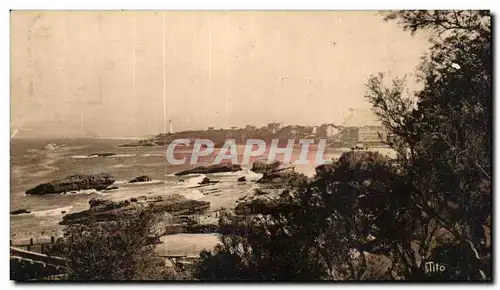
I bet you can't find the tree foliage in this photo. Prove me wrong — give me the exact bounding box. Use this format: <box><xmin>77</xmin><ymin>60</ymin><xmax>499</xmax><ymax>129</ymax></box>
<box><xmin>365</xmin><ymin>10</ymin><xmax>491</xmax><ymax>280</ymax></box>
<box><xmin>51</xmin><ymin>209</ymin><xmax>173</xmax><ymax>281</ymax></box>
<box><xmin>194</xmin><ymin>10</ymin><xmax>491</xmax><ymax>282</ymax></box>
<box><xmin>194</xmin><ymin>151</ymin><xmax>409</xmax><ymax>280</ymax></box>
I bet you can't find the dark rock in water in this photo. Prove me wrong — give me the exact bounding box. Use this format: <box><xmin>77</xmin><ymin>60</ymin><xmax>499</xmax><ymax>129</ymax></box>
<box><xmin>25</xmin><ymin>173</ymin><xmax>115</xmax><ymax>195</ymax></box>
<box><xmin>251</xmin><ymin>158</ymin><xmax>298</xmax><ymax>185</ymax></box>
<box><xmin>60</xmin><ymin>194</ymin><xmax>210</xmax><ymax>226</ymax></box>
<box><xmin>315</xmin><ymin>164</ymin><xmax>334</xmax><ymax>176</ymax></box>
<box><xmin>10</xmin><ymin>209</ymin><xmax>30</xmax><ymax>215</ymax></box>
<box><xmin>128</xmin><ymin>175</ymin><xmax>152</xmax><ymax>183</ymax></box>
<box><xmin>199</xmin><ymin>177</ymin><xmax>219</xmax><ymax>185</ymax></box>
<box><xmin>200</xmin><ymin>177</ymin><xmax>211</xmax><ymax>185</ymax></box>
<box><xmin>251</xmin><ymin>160</ymin><xmax>282</xmax><ymax>174</ymax></box>
<box><xmin>103</xmin><ymin>186</ymin><xmax>119</xmax><ymax>191</ymax></box>
<box><xmin>175</xmin><ymin>164</ymin><xmax>242</xmax><ymax>176</ymax></box>
<box><xmin>88</xmin><ymin>152</ymin><xmax>116</xmax><ymax>157</ymax></box>
<box><xmin>119</xmin><ymin>140</ymin><xmax>156</xmax><ymax>147</ymax></box>
<box><xmin>237</xmin><ymin>176</ymin><xmax>246</xmax><ymax>182</ymax></box>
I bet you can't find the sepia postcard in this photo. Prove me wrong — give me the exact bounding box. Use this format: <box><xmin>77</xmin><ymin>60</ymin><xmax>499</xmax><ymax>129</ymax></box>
<box><xmin>10</xmin><ymin>10</ymin><xmax>492</xmax><ymax>281</ymax></box>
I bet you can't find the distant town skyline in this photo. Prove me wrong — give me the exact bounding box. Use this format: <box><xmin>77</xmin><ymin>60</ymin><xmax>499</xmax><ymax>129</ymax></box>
<box><xmin>11</xmin><ymin>11</ymin><xmax>429</xmax><ymax>138</ymax></box>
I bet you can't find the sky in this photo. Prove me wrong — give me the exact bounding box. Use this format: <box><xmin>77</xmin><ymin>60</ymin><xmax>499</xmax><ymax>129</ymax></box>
<box><xmin>10</xmin><ymin>11</ymin><xmax>430</xmax><ymax>138</ymax></box>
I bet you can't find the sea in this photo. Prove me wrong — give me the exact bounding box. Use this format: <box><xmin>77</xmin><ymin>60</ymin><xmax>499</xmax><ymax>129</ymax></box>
<box><xmin>10</xmin><ymin>138</ymin><xmax>396</xmax><ymax>240</ymax></box>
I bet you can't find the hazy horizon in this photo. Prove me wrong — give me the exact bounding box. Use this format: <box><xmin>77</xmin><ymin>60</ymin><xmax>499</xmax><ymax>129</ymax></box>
<box><xmin>11</xmin><ymin>11</ymin><xmax>430</xmax><ymax>138</ymax></box>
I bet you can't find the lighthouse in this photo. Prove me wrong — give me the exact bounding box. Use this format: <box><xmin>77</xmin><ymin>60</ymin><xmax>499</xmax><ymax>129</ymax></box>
<box><xmin>168</xmin><ymin>120</ymin><xmax>173</xmax><ymax>134</ymax></box>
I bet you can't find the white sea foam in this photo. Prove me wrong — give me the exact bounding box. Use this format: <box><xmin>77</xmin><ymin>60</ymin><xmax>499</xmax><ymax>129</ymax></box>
<box><xmin>109</xmin><ymin>154</ymin><xmax>136</xmax><ymax>158</ymax></box>
<box><xmin>59</xmin><ymin>189</ymin><xmax>101</xmax><ymax>195</ymax></box>
<box><xmin>125</xmin><ymin>179</ymin><xmax>164</xmax><ymax>185</ymax></box>
<box><xmin>142</xmin><ymin>153</ymin><xmax>165</xmax><ymax>157</ymax></box>
<box><xmin>70</xmin><ymin>155</ymin><xmax>97</xmax><ymax>159</ymax></box>
<box><xmin>114</xmin><ymin>180</ymin><xmax>128</xmax><ymax>185</ymax></box>
<box><xmin>238</xmin><ymin>169</ymin><xmax>263</xmax><ymax>181</ymax></box>
<box><xmin>180</xmin><ymin>174</ymin><xmax>208</xmax><ymax>188</ymax></box>
<box><xmin>208</xmin><ymin>171</ymin><xmax>240</xmax><ymax>177</ymax></box>
<box><xmin>32</xmin><ymin>206</ymin><xmax>73</xmax><ymax>217</ymax></box>
<box><xmin>71</xmin><ymin>153</ymin><xmax>136</xmax><ymax>159</ymax></box>
<box><xmin>181</xmin><ymin>189</ymin><xmax>205</xmax><ymax>200</ymax></box>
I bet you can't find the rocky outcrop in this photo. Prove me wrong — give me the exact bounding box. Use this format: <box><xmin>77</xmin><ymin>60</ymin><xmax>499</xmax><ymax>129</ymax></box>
<box><xmin>128</xmin><ymin>175</ymin><xmax>152</xmax><ymax>183</ymax></box>
<box><xmin>251</xmin><ymin>160</ymin><xmax>301</xmax><ymax>184</ymax></box>
<box><xmin>251</xmin><ymin>160</ymin><xmax>282</xmax><ymax>174</ymax></box>
<box><xmin>60</xmin><ymin>194</ymin><xmax>210</xmax><ymax>225</ymax></box>
<box><xmin>254</xmin><ymin>188</ymin><xmax>269</xmax><ymax>196</ymax></box>
<box><xmin>233</xmin><ymin>187</ymin><xmax>282</xmax><ymax>215</ymax></box>
<box><xmin>237</xmin><ymin>176</ymin><xmax>246</xmax><ymax>182</ymax></box>
<box><xmin>88</xmin><ymin>152</ymin><xmax>116</xmax><ymax>157</ymax></box>
<box><xmin>25</xmin><ymin>173</ymin><xmax>115</xmax><ymax>195</ymax></box>
<box><xmin>256</xmin><ymin>165</ymin><xmax>300</xmax><ymax>184</ymax></box>
<box><xmin>235</xmin><ymin>196</ymin><xmax>279</xmax><ymax>215</ymax></box>
<box><xmin>10</xmin><ymin>209</ymin><xmax>30</xmax><ymax>215</ymax></box>
<box><xmin>315</xmin><ymin>164</ymin><xmax>334</xmax><ymax>176</ymax></box>
<box><xmin>199</xmin><ymin>177</ymin><xmax>219</xmax><ymax>185</ymax></box>
<box><xmin>175</xmin><ymin>164</ymin><xmax>242</xmax><ymax>176</ymax></box>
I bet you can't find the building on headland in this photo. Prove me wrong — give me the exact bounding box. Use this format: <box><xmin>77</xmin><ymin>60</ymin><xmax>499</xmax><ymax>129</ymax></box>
<box><xmin>325</xmin><ymin>125</ymin><xmax>339</xmax><ymax>138</ymax></box>
<box><xmin>339</xmin><ymin>127</ymin><xmax>359</xmax><ymax>144</ymax></box>
<box><xmin>358</xmin><ymin>126</ymin><xmax>389</xmax><ymax>144</ymax></box>
<box><xmin>267</xmin><ymin>122</ymin><xmax>283</xmax><ymax>134</ymax></box>
<box><xmin>244</xmin><ymin>125</ymin><xmax>257</xmax><ymax>131</ymax></box>
<box><xmin>330</xmin><ymin>125</ymin><xmax>388</xmax><ymax>146</ymax></box>
<box><xmin>316</xmin><ymin>124</ymin><xmax>339</xmax><ymax>138</ymax></box>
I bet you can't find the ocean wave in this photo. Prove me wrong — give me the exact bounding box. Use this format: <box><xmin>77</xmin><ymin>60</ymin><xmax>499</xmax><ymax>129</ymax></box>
<box><xmin>208</xmin><ymin>171</ymin><xmax>239</xmax><ymax>177</ymax></box>
<box><xmin>238</xmin><ymin>169</ymin><xmax>263</xmax><ymax>181</ymax></box>
<box><xmin>70</xmin><ymin>153</ymin><xmax>136</xmax><ymax>159</ymax></box>
<box><xmin>32</xmin><ymin>206</ymin><xmax>73</xmax><ymax>217</ymax></box>
<box><xmin>111</xmin><ymin>164</ymin><xmax>135</xmax><ymax>169</ymax></box>
<box><xmin>13</xmin><ymin>153</ymin><xmax>60</xmax><ymax>178</ymax></box>
<box><xmin>114</xmin><ymin>180</ymin><xmax>129</xmax><ymax>185</ymax></box>
<box><xmin>176</xmin><ymin>174</ymin><xmax>210</xmax><ymax>188</ymax></box>
<box><xmin>125</xmin><ymin>179</ymin><xmax>164</xmax><ymax>185</ymax></box>
<box><xmin>59</xmin><ymin>189</ymin><xmax>101</xmax><ymax>195</ymax></box>
<box><xmin>108</xmin><ymin>154</ymin><xmax>136</xmax><ymax>158</ymax></box>
<box><xmin>181</xmin><ymin>189</ymin><xmax>204</xmax><ymax>200</ymax></box>
<box><xmin>209</xmin><ymin>169</ymin><xmax>262</xmax><ymax>181</ymax></box>
<box><xmin>142</xmin><ymin>153</ymin><xmax>165</xmax><ymax>157</ymax></box>
<box><xmin>70</xmin><ymin>155</ymin><xmax>97</xmax><ymax>159</ymax></box>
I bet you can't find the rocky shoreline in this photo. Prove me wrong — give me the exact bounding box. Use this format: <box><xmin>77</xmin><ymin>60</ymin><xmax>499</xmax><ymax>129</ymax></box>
<box><xmin>60</xmin><ymin>194</ymin><xmax>211</xmax><ymax>231</ymax></box>
<box><xmin>21</xmin><ymin>159</ymin><xmax>310</xmax><ymax>240</ymax></box>
<box><xmin>52</xmin><ymin>160</ymin><xmax>306</xmax><ymax>237</ymax></box>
